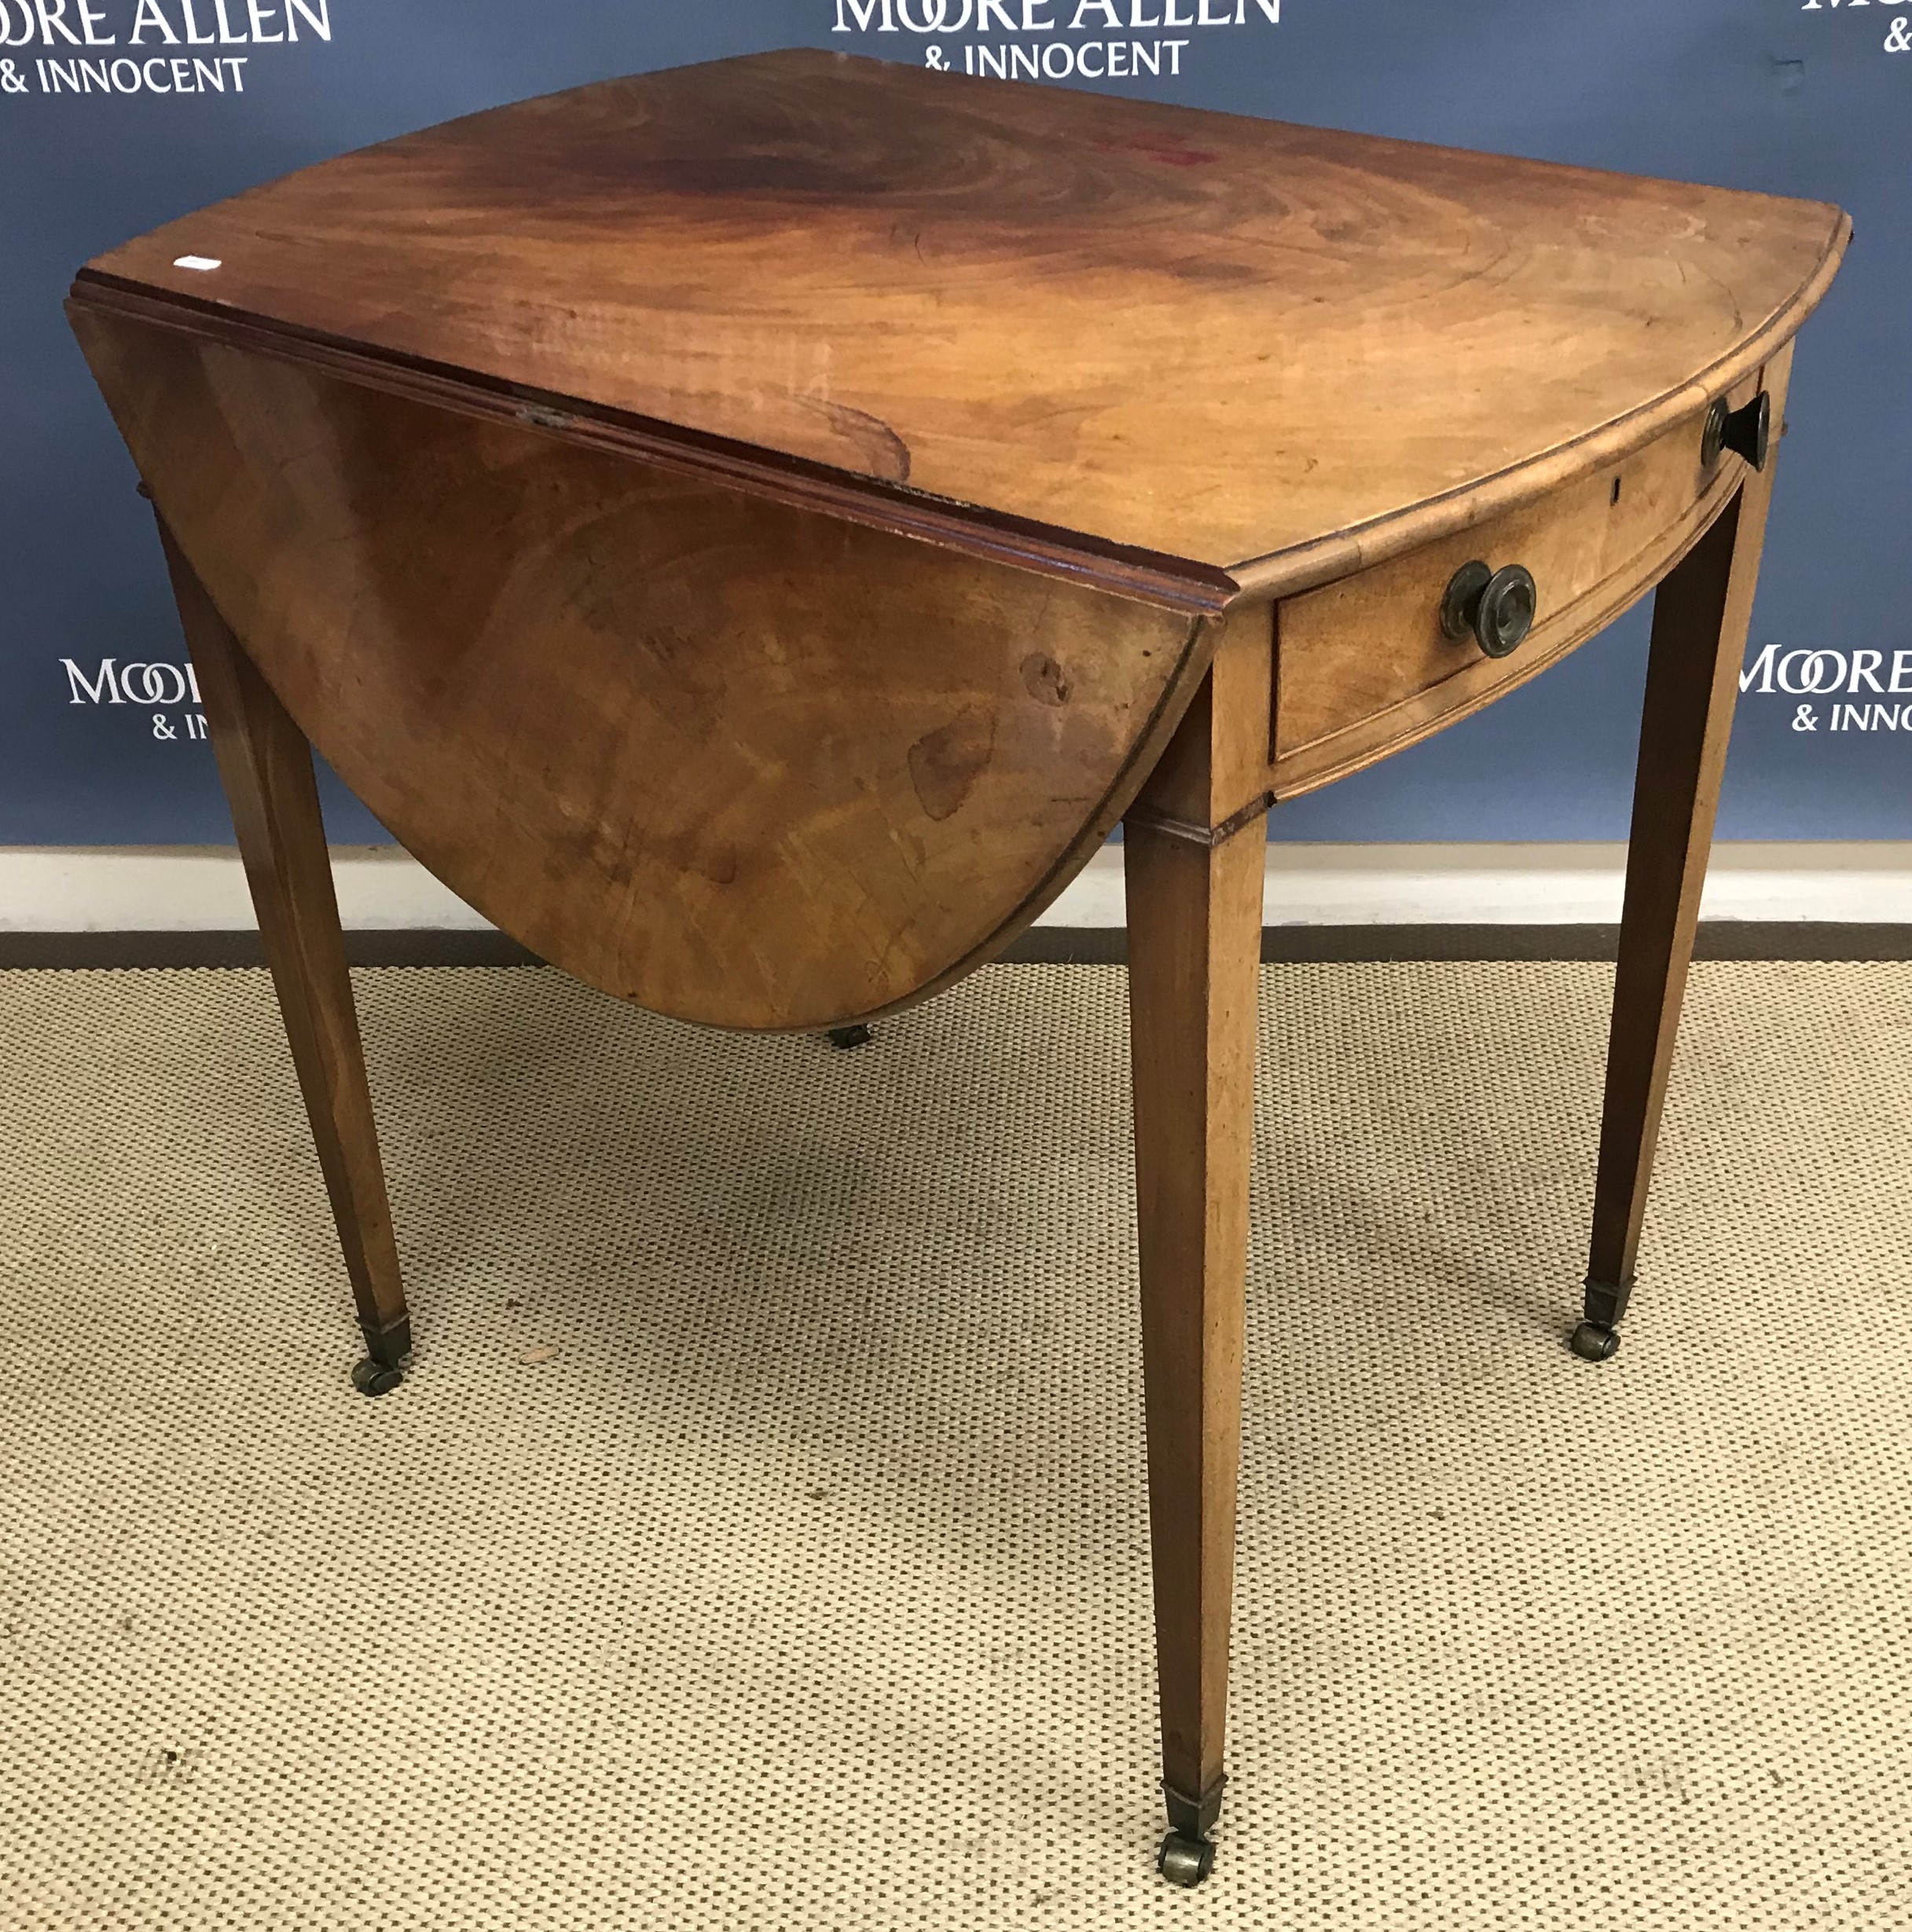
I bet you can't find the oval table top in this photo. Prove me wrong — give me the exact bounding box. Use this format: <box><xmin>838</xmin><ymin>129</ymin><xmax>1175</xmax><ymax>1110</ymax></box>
<box><xmin>68</xmin><ymin>53</ymin><xmax>1848</xmax><ymax>1028</ymax></box>
<box><xmin>73</xmin><ymin>48</ymin><xmax>1847</xmax><ymax>609</ymax></box>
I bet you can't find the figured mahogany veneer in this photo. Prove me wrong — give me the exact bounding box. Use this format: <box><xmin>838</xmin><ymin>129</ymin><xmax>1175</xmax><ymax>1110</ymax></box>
<box><xmin>73</xmin><ymin>51</ymin><xmax>1842</xmax><ymax>599</ymax></box>
<box><xmin>66</xmin><ymin>49</ymin><xmax>1848</xmax><ymax>1889</ymax></box>
<box><xmin>68</xmin><ymin>315</ymin><xmax>1202</xmax><ymax>1029</ymax></box>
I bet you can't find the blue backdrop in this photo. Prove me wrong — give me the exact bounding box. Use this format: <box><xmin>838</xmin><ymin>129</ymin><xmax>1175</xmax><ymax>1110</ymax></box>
<box><xmin>3</xmin><ymin>0</ymin><xmax>1905</xmax><ymax>845</ymax></box>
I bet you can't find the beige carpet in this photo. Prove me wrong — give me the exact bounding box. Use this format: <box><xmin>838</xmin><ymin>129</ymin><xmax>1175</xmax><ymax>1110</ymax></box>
<box><xmin>1</xmin><ymin>960</ymin><xmax>1908</xmax><ymax>1930</ymax></box>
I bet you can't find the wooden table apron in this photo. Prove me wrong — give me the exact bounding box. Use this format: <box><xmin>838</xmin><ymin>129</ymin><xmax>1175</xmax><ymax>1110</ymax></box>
<box><xmin>63</xmin><ymin>50</ymin><xmax>1846</xmax><ymax>1885</ymax></box>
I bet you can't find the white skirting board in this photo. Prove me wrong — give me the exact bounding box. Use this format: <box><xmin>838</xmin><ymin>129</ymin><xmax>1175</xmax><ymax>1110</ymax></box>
<box><xmin>3</xmin><ymin>841</ymin><xmax>1911</xmax><ymax>933</ymax></box>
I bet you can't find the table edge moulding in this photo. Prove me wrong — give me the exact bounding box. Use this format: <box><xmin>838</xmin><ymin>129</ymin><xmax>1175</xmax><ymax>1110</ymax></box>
<box><xmin>63</xmin><ymin>49</ymin><xmax>1848</xmax><ymax>1891</ymax></box>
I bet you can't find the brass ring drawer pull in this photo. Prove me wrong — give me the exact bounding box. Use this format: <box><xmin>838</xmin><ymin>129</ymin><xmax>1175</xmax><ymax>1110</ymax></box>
<box><xmin>1440</xmin><ymin>559</ymin><xmax>1538</xmax><ymax>659</ymax></box>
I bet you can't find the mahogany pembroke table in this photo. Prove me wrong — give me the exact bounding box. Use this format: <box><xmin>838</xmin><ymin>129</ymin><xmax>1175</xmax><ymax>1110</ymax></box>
<box><xmin>67</xmin><ymin>50</ymin><xmax>1848</xmax><ymax>1887</ymax></box>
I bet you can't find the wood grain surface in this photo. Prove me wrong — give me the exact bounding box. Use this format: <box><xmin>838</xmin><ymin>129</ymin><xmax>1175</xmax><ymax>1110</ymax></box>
<box><xmin>75</xmin><ymin>308</ymin><xmax>1203</xmax><ymax>1031</ymax></box>
<box><xmin>1124</xmin><ymin>614</ymin><xmax>1272</xmax><ymax>1842</ymax></box>
<box><xmin>1268</xmin><ymin>376</ymin><xmax>1763</xmax><ymax>797</ymax></box>
<box><xmin>158</xmin><ymin>519</ymin><xmax>411</xmax><ymax>1366</ymax></box>
<box><xmin>1587</xmin><ymin>344</ymin><xmax>1793</xmax><ymax>1322</ymax></box>
<box><xmin>71</xmin><ymin>49</ymin><xmax>1847</xmax><ymax>600</ymax></box>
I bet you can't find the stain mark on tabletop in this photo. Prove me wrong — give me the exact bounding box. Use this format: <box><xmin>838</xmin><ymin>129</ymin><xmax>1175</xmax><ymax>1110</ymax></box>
<box><xmin>908</xmin><ymin>708</ymin><xmax>996</xmax><ymax>821</ymax></box>
<box><xmin>1021</xmin><ymin>653</ymin><xmax>1073</xmax><ymax>706</ymax></box>
<box><xmin>1094</xmin><ymin>131</ymin><xmax>1220</xmax><ymax>168</ymax></box>
<box><xmin>1170</xmin><ymin>258</ymin><xmax>1259</xmax><ymax>284</ymax></box>
<box><xmin>802</xmin><ymin>396</ymin><xmax>912</xmax><ymax>483</ymax></box>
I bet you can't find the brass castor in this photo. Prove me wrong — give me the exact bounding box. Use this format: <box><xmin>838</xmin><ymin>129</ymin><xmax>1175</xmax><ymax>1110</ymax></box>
<box><xmin>1568</xmin><ymin>1320</ymin><xmax>1620</xmax><ymax>1362</ymax></box>
<box><xmin>350</xmin><ymin>1357</ymin><xmax>405</xmax><ymax>1397</ymax></box>
<box><xmin>827</xmin><ymin>1024</ymin><xmax>873</xmax><ymax>1050</ymax></box>
<box><xmin>1157</xmin><ymin>1831</ymin><xmax>1215</xmax><ymax>1888</ymax></box>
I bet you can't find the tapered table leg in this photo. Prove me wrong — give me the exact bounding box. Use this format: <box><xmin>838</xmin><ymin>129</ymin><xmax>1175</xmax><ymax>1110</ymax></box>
<box><xmin>1124</xmin><ymin>645</ymin><xmax>1268</xmax><ymax>1886</ymax></box>
<box><xmin>156</xmin><ymin>517</ymin><xmax>412</xmax><ymax>1394</ymax></box>
<box><xmin>1577</xmin><ymin>420</ymin><xmax>1783</xmax><ymax>1362</ymax></box>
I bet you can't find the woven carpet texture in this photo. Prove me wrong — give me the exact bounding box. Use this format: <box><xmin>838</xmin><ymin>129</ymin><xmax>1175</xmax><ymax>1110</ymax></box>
<box><xmin>1</xmin><ymin>961</ymin><xmax>1907</xmax><ymax>1929</ymax></box>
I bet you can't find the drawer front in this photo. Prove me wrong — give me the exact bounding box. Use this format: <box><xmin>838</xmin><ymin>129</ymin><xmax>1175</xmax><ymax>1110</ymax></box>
<box><xmin>1270</xmin><ymin>391</ymin><xmax>1752</xmax><ymax>796</ymax></box>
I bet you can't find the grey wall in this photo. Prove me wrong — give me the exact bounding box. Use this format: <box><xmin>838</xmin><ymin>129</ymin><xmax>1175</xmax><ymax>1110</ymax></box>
<box><xmin>3</xmin><ymin>0</ymin><xmax>1904</xmax><ymax>846</ymax></box>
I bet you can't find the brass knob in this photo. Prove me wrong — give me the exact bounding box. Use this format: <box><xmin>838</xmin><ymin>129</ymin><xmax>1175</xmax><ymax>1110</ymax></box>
<box><xmin>1702</xmin><ymin>391</ymin><xmax>1771</xmax><ymax>471</ymax></box>
<box><xmin>1440</xmin><ymin>561</ymin><xmax>1537</xmax><ymax>660</ymax></box>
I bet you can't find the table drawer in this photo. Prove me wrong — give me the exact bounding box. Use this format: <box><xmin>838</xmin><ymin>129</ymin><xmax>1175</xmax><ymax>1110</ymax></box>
<box><xmin>1269</xmin><ymin>389</ymin><xmax>1756</xmax><ymax>795</ymax></box>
